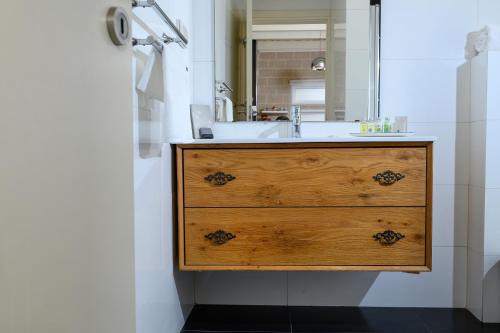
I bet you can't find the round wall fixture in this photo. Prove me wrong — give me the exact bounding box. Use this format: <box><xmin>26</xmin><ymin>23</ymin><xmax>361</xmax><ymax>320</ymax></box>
<box><xmin>106</xmin><ymin>7</ymin><xmax>131</xmax><ymax>46</ymax></box>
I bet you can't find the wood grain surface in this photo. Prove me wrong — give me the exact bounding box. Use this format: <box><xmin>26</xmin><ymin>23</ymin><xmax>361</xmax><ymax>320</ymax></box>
<box><xmin>176</xmin><ymin>142</ymin><xmax>433</xmax><ymax>272</ymax></box>
<box><xmin>183</xmin><ymin>148</ymin><xmax>427</xmax><ymax>207</ymax></box>
<box><xmin>184</xmin><ymin>207</ymin><xmax>426</xmax><ymax>267</ymax></box>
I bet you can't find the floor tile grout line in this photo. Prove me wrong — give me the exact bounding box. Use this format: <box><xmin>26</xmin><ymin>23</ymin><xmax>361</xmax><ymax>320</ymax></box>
<box><xmin>286</xmin><ymin>272</ymin><xmax>289</xmax><ymax>307</ymax></box>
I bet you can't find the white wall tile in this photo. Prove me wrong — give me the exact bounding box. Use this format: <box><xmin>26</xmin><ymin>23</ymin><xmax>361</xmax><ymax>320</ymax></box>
<box><xmin>195</xmin><ymin>272</ymin><xmax>287</xmax><ymax>305</ymax></box>
<box><xmin>135</xmin><ymin>185</ymin><xmax>194</xmax><ymax>333</ymax></box>
<box><xmin>457</xmin><ymin>63</ymin><xmax>471</xmax><ymax>123</ymax></box>
<box><xmin>381</xmin><ymin>59</ymin><xmax>463</xmax><ymax>123</ymax></box>
<box><xmin>345</xmin><ymin>90</ymin><xmax>369</xmax><ymax>122</ymax></box>
<box><xmin>470</xmin><ymin>53</ymin><xmax>488</xmax><ymax>122</ymax></box>
<box><xmin>164</xmin><ymin>46</ymin><xmax>193</xmax><ymax>140</ymax></box>
<box><xmin>193</xmin><ymin>61</ymin><xmax>215</xmax><ymax>109</ymax></box>
<box><xmin>346</xmin><ymin>50</ymin><xmax>370</xmax><ymax>90</ymax></box>
<box><xmin>407</xmin><ymin>122</ymin><xmax>462</xmax><ymax>185</ymax></box>
<box><xmin>485</xmin><ymin>120</ymin><xmax>500</xmax><ymax>189</ymax></box>
<box><xmin>192</xmin><ymin>0</ymin><xmax>214</xmax><ymax>62</ymax></box>
<box><xmin>467</xmin><ymin>51</ymin><xmax>500</xmax><ymax>324</ymax></box>
<box><xmin>134</xmin><ymin>159</ymin><xmax>163</xmax><ymax>269</ymax></box>
<box><xmin>301</xmin><ymin>122</ymin><xmax>359</xmax><ymax>138</ymax></box>
<box><xmin>456</xmin><ymin>123</ymin><xmax>470</xmax><ymax>185</ymax></box>
<box><xmin>346</xmin><ymin>9</ymin><xmax>369</xmax><ymax>50</ymax></box>
<box><xmin>134</xmin><ymin>1</ymin><xmax>195</xmax><ymax>331</ymax></box>
<box><xmin>469</xmin><ymin>121</ymin><xmax>486</xmax><ymax>188</ymax></box>
<box><xmin>213</xmin><ymin>121</ymin><xmax>291</xmax><ymax>138</ymax></box>
<box><xmin>486</xmin><ymin>52</ymin><xmax>500</xmax><ymax>120</ymax></box>
<box><xmin>433</xmin><ymin>185</ymin><xmax>468</xmax><ymax>247</ymax></box>
<box><xmin>381</xmin><ymin>0</ymin><xmax>477</xmax><ymax>60</ymax></box>
<box><xmin>478</xmin><ymin>0</ymin><xmax>500</xmax><ymax>26</ymax></box>
<box><xmin>161</xmin><ymin>143</ymin><xmax>173</xmax><ymax>198</ymax></box>
<box><xmin>483</xmin><ymin>255</ymin><xmax>500</xmax><ymax>323</ymax></box>
<box><xmin>346</xmin><ymin>0</ymin><xmax>370</xmax><ymax>10</ymax></box>
<box><xmin>468</xmin><ymin>185</ymin><xmax>485</xmax><ymax>255</ymax></box>
<box><xmin>288</xmin><ymin>247</ymin><xmax>467</xmax><ymax>307</ymax></box>
<box><xmin>484</xmin><ymin>188</ymin><xmax>500</xmax><ymax>256</ymax></box>
<box><xmin>211</xmin><ymin>122</ymin><xmax>365</xmax><ymax>139</ymax></box>
<box><xmin>288</xmin><ymin>271</ymin><xmax>382</xmax><ymax>307</ymax></box>
<box><xmin>467</xmin><ymin>248</ymin><xmax>485</xmax><ymax>320</ymax></box>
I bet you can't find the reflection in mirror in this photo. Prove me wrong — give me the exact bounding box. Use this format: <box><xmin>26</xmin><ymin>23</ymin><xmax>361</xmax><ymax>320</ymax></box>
<box><xmin>214</xmin><ymin>0</ymin><xmax>380</xmax><ymax>123</ymax></box>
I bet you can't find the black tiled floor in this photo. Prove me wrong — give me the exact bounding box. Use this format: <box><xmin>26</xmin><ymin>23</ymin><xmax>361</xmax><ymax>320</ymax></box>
<box><xmin>182</xmin><ymin>304</ymin><xmax>290</xmax><ymax>332</ymax></box>
<box><xmin>415</xmin><ymin>308</ymin><xmax>489</xmax><ymax>333</ymax></box>
<box><xmin>181</xmin><ymin>305</ymin><xmax>500</xmax><ymax>333</ymax></box>
<box><xmin>290</xmin><ymin>306</ymin><xmax>430</xmax><ymax>332</ymax></box>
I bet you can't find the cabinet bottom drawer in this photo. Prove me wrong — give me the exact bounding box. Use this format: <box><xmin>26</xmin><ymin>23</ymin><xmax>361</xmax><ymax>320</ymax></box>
<box><xmin>183</xmin><ymin>207</ymin><xmax>427</xmax><ymax>270</ymax></box>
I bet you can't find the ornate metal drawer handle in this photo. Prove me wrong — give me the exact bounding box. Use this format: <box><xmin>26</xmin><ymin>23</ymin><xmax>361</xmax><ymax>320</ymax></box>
<box><xmin>205</xmin><ymin>230</ymin><xmax>236</xmax><ymax>245</ymax></box>
<box><xmin>205</xmin><ymin>172</ymin><xmax>236</xmax><ymax>186</ymax></box>
<box><xmin>373</xmin><ymin>170</ymin><xmax>405</xmax><ymax>185</ymax></box>
<box><xmin>373</xmin><ymin>230</ymin><xmax>405</xmax><ymax>245</ymax></box>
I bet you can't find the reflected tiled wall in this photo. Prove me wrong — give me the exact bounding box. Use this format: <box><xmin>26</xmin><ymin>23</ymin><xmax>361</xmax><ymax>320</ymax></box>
<box><xmin>256</xmin><ymin>50</ymin><xmax>326</xmax><ymax>110</ymax></box>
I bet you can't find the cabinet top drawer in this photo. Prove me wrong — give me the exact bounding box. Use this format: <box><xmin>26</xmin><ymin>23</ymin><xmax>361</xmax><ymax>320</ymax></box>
<box><xmin>181</xmin><ymin>147</ymin><xmax>429</xmax><ymax>208</ymax></box>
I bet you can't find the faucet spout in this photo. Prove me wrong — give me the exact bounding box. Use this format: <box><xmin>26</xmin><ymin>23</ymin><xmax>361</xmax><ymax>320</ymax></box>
<box><xmin>291</xmin><ymin>105</ymin><xmax>301</xmax><ymax>138</ymax></box>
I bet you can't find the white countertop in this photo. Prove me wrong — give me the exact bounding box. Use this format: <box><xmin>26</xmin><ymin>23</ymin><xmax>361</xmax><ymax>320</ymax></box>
<box><xmin>170</xmin><ymin>136</ymin><xmax>437</xmax><ymax>144</ymax></box>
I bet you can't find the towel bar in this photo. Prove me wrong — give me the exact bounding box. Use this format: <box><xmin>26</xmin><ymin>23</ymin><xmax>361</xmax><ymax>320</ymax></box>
<box><xmin>216</xmin><ymin>81</ymin><xmax>234</xmax><ymax>94</ymax></box>
<box><xmin>132</xmin><ymin>0</ymin><xmax>188</xmax><ymax>48</ymax></box>
<box><xmin>133</xmin><ymin>32</ymin><xmax>187</xmax><ymax>53</ymax></box>
<box><xmin>132</xmin><ymin>36</ymin><xmax>164</xmax><ymax>53</ymax></box>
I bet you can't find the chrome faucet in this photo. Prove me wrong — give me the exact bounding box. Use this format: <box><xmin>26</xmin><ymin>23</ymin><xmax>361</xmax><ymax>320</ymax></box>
<box><xmin>291</xmin><ymin>105</ymin><xmax>301</xmax><ymax>138</ymax></box>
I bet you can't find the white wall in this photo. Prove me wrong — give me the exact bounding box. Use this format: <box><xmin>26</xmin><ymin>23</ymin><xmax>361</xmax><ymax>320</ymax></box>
<box><xmin>345</xmin><ymin>0</ymin><xmax>370</xmax><ymax>121</ymax></box>
<box><xmin>193</xmin><ymin>0</ymin><xmax>217</xmax><ymax>113</ymax></box>
<box><xmin>460</xmin><ymin>51</ymin><xmax>500</xmax><ymax>323</ymax></box>
<box><xmin>457</xmin><ymin>0</ymin><xmax>500</xmax><ymax>323</ymax></box>
<box><xmin>132</xmin><ymin>1</ymin><xmax>195</xmax><ymax>332</ymax></box>
<box><xmin>0</xmin><ymin>1</ymin><xmax>136</xmax><ymax>332</ymax></box>
<box><xmin>188</xmin><ymin>0</ymin><xmax>493</xmax><ymax>309</ymax></box>
<box><xmin>214</xmin><ymin>0</ymin><xmax>237</xmax><ymax>89</ymax></box>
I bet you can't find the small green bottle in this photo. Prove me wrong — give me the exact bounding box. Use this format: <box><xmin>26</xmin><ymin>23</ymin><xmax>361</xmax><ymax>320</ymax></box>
<box><xmin>383</xmin><ymin>117</ymin><xmax>392</xmax><ymax>133</ymax></box>
<box><xmin>360</xmin><ymin>121</ymin><xmax>369</xmax><ymax>134</ymax></box>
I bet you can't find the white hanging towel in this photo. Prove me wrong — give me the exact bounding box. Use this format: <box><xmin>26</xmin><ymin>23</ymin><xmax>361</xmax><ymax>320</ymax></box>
<box><xmin>465</xmin><ymin>31</ymin><xmax>480</xmax><ymax>60</ymax></box>
<box><xmin>475</xmin><ymin>25</ymin><xmax>500</xmax><ymax>53</ymax></box>
<box><xmin>137</xmin><ymin>48</ymin><xmax>165</xmax><ymax>102</ymax></box>
<box><xmin>223</xmin><ymin>97</ymin><xmax>234</xmax><ymax>122</ymax></box>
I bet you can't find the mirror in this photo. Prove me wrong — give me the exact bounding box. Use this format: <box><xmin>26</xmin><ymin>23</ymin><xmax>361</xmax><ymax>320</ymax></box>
<box><xmin>214</xmin><ymin>0</ymin><xmax>380</xmax><ymax>122</ymax></box>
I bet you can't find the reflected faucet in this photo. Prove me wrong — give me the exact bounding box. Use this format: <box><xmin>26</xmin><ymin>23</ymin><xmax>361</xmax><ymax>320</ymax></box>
<box><xmin>291</xmin><ymin>105</ymin><xmax>301</xmax><ymax>138</ymax></box>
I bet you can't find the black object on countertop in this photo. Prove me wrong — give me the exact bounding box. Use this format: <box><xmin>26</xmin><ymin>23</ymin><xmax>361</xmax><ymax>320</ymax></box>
<box><xmin>199</xmin><ymin>128</ymin><xmax>214</xmax><ymax>139</ymax></box>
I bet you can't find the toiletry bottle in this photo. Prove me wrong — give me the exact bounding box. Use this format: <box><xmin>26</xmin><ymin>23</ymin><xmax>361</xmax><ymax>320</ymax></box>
<box><xmin>367</xmin><ymin>121</ymin><xmax>376</xmax><ymax>133</ymax></box>
<box><xmin>383</xmin><ymin>117</ymin><xmax>392</xmax><ymax>133</ymax></box>
<box><xmin>360</xmin><ymin>121</ymin><xmax>368</xmax><ymax>134</ymax></box>
<box><xmin>394</xmin><ymin>116</ymin><xmax>408</xmax><ymax>133</ymax></box>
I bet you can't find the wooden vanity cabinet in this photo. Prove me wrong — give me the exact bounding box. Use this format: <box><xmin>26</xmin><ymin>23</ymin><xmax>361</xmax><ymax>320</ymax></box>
<box><xmin>175</xmin><ymin>142</ymin><xmax>433</xmax><ymax>272</ymax></box>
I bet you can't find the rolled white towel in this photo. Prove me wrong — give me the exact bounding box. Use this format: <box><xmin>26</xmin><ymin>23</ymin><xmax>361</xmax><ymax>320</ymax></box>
<box><xmin>215</xmin><ymin>98</ymin><xmax>225</xmax><ymax>122</ymax></box>
<box><xmin>465</xmin><ymin>31</ymin><xmax>480</xmax><ymax>60</ymax></box>
<box><xmin>474</xmin><ymin>25</ymin><xmax>500</xmax><ymax>53</ymax></box>
<box><xmin>223</xmin><ymin>97</ymin><xmax>234</xmax><ymax>122</ymax></box>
